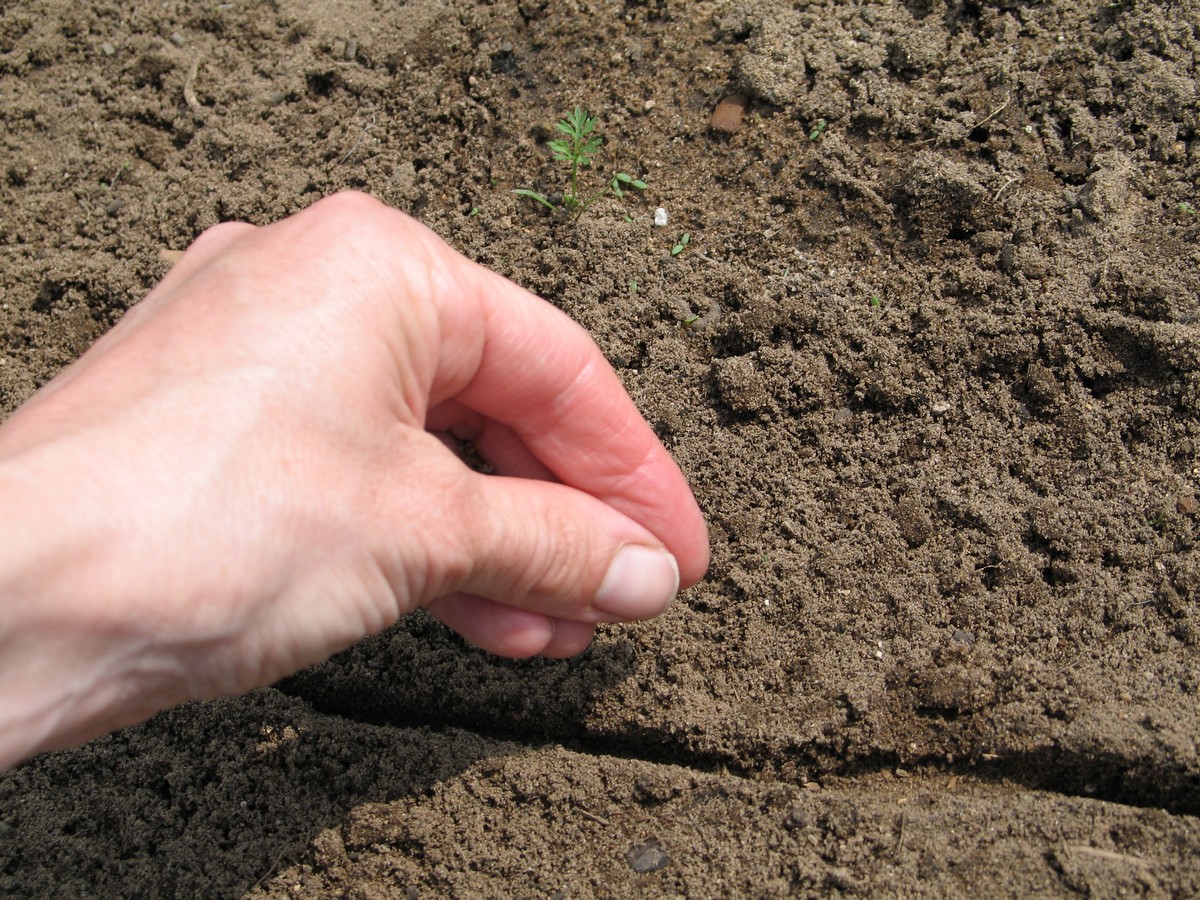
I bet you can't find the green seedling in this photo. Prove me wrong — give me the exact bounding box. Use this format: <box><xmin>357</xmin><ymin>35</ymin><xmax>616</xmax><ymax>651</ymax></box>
<box><xmin>1177</xmin><ymin>200</ymin><xmax>1197</xmax><ymax>215</ymax></box>
<box><xmin>671</xmin><ymin>232</ymin><xmax>691</xmax><ymax>256</ymax></box>
<box><xmin>514</xmin><ymin>108</ymin><xmax>646</xmax><ymax>219</ymax></box>
<box><xmin>809</xmin><ymin>118</ymin><xmax>827</xmax><ymax>141</ymax></box>
<box><xmin>869</xmin><ymin>294</ymin><xmax>882</xmax><ymax>308</ymax></box>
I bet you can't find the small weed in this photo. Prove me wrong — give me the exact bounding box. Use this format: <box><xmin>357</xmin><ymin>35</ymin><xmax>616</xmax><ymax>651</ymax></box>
<box><xmin>869</xmin><ymin>294</ymin><xmax>882</xmax><ymax>308</ymax></box>
<box><xmin>809</xmin><ymin>119</ymin><xmax>827</xmax><ymax>141</ymax></box>
<box><xmin>514</xmin><ymin>108</ymin><xmax>646</xmax><ymax>219</ymax></box>
<box><xmin>1177</xmin><ymin>200</ymin><xmax>1196</xmax><ymax>215</ymax></box>
<box><xmin>629</xmin><ymin>279</ymin><xmax>639</xmax><ymax>293</ymax></box>
<box><xmin>468</xmin><ymin>206</ymin><xmax>480</xmax><ymax>217</ymax></box>
<box><xmin>670</xmin><ymin>232</ymin><xmax>691</xmax><ymax>256</ymax></box>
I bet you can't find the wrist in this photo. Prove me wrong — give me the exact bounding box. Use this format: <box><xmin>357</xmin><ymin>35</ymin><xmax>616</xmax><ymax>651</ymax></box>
<box><xmin>0</xmin><ymin>450</ymin><xmax>159</xmax><ymax>768</ymax></box>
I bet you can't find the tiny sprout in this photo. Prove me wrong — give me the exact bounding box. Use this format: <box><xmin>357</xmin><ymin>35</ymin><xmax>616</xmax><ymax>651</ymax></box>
<box><xmin>809</xmin><ymin>119</ymin><xmax>827</xmax><ymax>141</ymax></box>
<box><xmin>671</xmin><ymin>232</ymin><xmax>691</xmax><ymax>256</ymax></box>
<box><xmin>1177</xmin><ymin>200</ymin><xmax>1197</xmax><ymax>215</ymax></box>
<box><xmin>468</xmin><ymin>206</ymin><xmax>480</xmax><ymax>218</ymax></box>
<box><xmin>514</xmin><ymin>108</ymin><xmax>647</xmax><ymax>220</ymax></box>
<box><xmin>611</xmin><ymin>171</ymin><xmax>648</xmax><ymax>198</ymax></box>
<box><xmin>869</xmin><ymin>294</ymin><xmax>882</xmax><ymax>308</ymax></box>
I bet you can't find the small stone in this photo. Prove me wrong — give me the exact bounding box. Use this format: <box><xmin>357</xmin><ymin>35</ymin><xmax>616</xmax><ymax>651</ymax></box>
<box><xmin>785</xmin><ymin>805</ymin><xmax>809</xmax><ymax>828</ymax></box>
<box><xmin>654</xmin><ymin>207</ymin><xmax>668</xmax><ymax>227</ymax></box>
<box><xmin>833</xmin><ymin>407</ymin><xmax>853</xmax><ymax>423</ymax></box>
<box><xmin>710</xmin><ymin>93</ymin><xmax>747</xmax><ymax>133</ymax></box>
<box><xmin>803</xmin><ymin>781</ymin><xmax>822</xmax><ymax>793</ymax></box>
<box><xmin>170</xmin><ymin>32</ymin><xmax>186</xmax><ymax>47</ymax></box>
<box><xmin>643</xmin><ymin>99</ymin><xmax>655</xmax><ymax>112</ymax></box>
<box><xmin>951</xmin><ymin>628</ymin><xmax>976</xmax><ymax>645</ymax></box>
<box><xmin>1177</xmin><ymin>496</ymin><xmax>1199</xmax><ymax>515</ymax></box>
<box><xmin>626</xmin><ymin>839</ymin><xmax>669</xmax><ymax>873</ymax></box>
<box><xmin>99</xmin><ymin>41</ymin><xmax>116</xmax><ymax>56</ymax></box>
<box><xmin>104</xmin><ymin>198</ymin><xmax>123</xmax><ymax>216</ymax></box>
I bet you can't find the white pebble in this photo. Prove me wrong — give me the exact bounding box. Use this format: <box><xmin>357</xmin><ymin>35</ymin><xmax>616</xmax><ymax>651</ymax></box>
<box><xmin>654</xmin><ymin>207</ymin><xmax>669</xmax><ymax>227</ymax></box>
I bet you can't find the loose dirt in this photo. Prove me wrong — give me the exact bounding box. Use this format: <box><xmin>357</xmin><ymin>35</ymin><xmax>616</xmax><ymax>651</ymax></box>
<box><xmin>2</xmin><ymin>0</ymin><xmax>1198</xmax><ymax>896</ymax></box>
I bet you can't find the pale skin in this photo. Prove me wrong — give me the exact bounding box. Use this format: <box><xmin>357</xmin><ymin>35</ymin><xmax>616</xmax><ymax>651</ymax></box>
<box><xmin>0</xmin><ymin>192</ymin><xmax>709</xmax><ymax>770</ymax></box>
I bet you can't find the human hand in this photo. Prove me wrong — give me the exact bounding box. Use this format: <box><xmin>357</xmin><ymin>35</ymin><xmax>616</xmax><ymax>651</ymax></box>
<box><xmin>0</xmin><ymin>192</ymin><xmax>708</xmax><ymax>766</ymax></box>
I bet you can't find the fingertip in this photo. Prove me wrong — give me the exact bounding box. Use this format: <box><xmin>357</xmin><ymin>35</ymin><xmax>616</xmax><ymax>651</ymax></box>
<box><xmin>539</xmin><ymin>619</ymin><xmax>596</xmax><ymax>659</ymax></box>
<box><xmin>426</xmin><ymin>593</ymin><xmax>558</xmax><ymax>659</ymax></box>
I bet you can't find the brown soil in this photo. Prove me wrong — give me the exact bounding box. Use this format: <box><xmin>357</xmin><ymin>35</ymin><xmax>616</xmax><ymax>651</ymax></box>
<box><xmin>2</xmin><ymin>0</ymin><xmax>1199</xmax><ymax>895</ymax></box>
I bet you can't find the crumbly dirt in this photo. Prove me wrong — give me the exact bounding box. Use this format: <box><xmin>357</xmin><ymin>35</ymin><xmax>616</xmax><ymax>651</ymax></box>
<box><xmin>2</xmin><ymin>0</ymin><xmax>1199</xmax><ymax>896</ymax></box>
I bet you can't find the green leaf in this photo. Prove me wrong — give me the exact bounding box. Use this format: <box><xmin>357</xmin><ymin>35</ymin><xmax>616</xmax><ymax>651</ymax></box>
<box><xmin>631</xmin><ymin>179</ymin><xmax>647</xmax><ymax>190</ymax></box>
<box><xmin>513</xmin><ymin>189</ymin><xmax>556</xmax><ymax>210</ymax></box>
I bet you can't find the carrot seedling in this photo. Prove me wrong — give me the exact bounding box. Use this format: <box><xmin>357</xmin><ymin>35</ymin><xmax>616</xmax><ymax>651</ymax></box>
<box><xmin>514</xmin><ymin>108</ymin><xmax>647</xmax><ymax>219</ymax></box>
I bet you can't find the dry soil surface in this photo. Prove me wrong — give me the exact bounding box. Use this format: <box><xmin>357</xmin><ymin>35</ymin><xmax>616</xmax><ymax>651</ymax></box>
<box><xmin>2</xmin><ymin>0</ymin><xmax>1199</xmax><ymax>896</ymax></box>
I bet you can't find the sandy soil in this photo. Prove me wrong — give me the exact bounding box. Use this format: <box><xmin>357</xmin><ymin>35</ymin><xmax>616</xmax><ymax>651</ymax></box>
<box><xmin>2</xmin><ymin>0</ymin><xmax>1199</xmax><ymax>895</ymax></box>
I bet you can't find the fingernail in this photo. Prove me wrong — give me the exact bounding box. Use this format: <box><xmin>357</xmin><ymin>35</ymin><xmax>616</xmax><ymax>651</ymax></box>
<box><xmin>593</xmin><ymin>545</ymin><xmax>680</xmax><ymax>621</ymax></box>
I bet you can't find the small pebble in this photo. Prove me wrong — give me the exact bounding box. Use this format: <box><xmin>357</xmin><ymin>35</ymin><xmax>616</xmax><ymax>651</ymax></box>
<box><xmin>833</xmin><ymin>407</ymin><xmax>853</xmax><ymax>423</ymax></box>
<box><xmin>654</xmin><ymin>207</ymin><xmax>668</xmax><ymax>227</ymax></box>
<box><xmin>786</xmin><ymin>806</ymin><xmax>809</xmax><ymax>828</ymax></box>
<box><xmin>170</xmin><ymin>32</ymin><xmax>185</xmax><ymax>47</ymax></box>
<box><xmin>99</xmin><ymin>41</ymin><xmax>116</xmax><ymax>56</ymax></box>
<box><xmin>626</xmin><ymin>839</ymin><xmax>669</xmax><ymax>873</ymax></box>
<box><xmin>710</xmin><ymin>93</ymin><xmax>748</xmax><ymax>133</ymax></box>
<box><xmin>1177</xmin><ymin>496</ymin><xmax>1199</xmax><ymax>515</ymax></box>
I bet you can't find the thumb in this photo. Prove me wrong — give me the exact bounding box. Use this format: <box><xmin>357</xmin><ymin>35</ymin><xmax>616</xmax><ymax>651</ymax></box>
<box><xmin>419</xmin><ymin>469</ymin><xmax>681</xmax><ymax>628</ymax></box>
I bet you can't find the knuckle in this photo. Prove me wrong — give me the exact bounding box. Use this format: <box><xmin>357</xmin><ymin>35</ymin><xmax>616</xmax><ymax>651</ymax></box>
<box><xmin>313</xmin><ymin>190</ymin><xmax>386</xmax><ymax>220</ymax></box>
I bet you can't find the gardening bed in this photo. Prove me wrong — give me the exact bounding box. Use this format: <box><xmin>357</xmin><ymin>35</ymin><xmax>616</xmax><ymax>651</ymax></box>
<box><xmin>2</xmin><ymin>0</ymin><xmax>1199</xmax><ymax>895</ymax></box>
